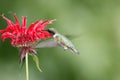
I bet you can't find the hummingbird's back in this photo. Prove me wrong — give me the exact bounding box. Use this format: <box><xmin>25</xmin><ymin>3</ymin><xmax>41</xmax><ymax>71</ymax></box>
<box><xmin>55</xmin><ymin>33</ymin><xmax>79</xmax><ymax>54</ymax></box>
<box><xmin>54</xmin><ymin>33</ymin><xmax>75</xmax><ymax>49</ymax></box>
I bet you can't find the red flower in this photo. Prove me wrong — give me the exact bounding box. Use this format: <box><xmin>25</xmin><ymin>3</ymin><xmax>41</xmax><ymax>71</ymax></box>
<box><xmin>0</xmin><ymin>14</ymin><xmax>54</xmax><ymax>62</ymax></box>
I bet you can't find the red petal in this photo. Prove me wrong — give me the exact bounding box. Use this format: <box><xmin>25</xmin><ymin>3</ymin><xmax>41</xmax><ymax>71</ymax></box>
<box><xmin>34</xmin><ymin>20</ymin><xmax>54</xmax><ymax>31</ymax></box>
<box><xmin>2</xmin><ymin>15</ymin><xmax>14</xmax><ymax>27</ymax></box>
<box><xmin>40</xmin><ymin>20</ymin><xmax>55</xmax><ymax>30</ymax></box>
<box><xmin>13</xmin><ymin>14</ymin><xmax>22</xmax><ymax>33</ymax></box>
<box><xmin>21</xmin><ymin>16</ymin><xmax>27</xmax><ymax>33</ymax></box>
<box><xmin>41</xmin><ymin>31</ymin><xmax>52</xmax><ymax>37</ymax></box>
<box><xmin>1</xmin><ymin>32</ymin><xmax>15</xmax><ymax>41</ymax></box>
<box><xmin>29</xmin><ymin>20</ymin><xmax>44</xmax><ymax>31</ymax></box>
<box><xmin>0</xmin><ymin>30</ymin><xmax>5</xmax><ymax>34</ymax></box>
<box><xmin>27</xmin><ymin>21</ymin><xmax>39</xmax><ymax>33</ymax></box>
<box><xmin>14</xmin><ymin>13</ymin><xmax>20</xmax><ymax>25</ymax></box>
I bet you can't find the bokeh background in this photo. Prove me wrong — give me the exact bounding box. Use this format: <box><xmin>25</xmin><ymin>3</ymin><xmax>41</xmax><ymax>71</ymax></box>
<box><xmin>0</xmin><ymin>0</ymin><xmax>120</xmax><ymax>80</ymax></box>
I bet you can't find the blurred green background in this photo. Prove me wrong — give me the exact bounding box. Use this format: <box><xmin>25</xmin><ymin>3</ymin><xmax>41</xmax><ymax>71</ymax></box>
<box><xmin>0</xmin><ymin>0</ymin><xmax>120</xmax><ymax>80</ymax></box>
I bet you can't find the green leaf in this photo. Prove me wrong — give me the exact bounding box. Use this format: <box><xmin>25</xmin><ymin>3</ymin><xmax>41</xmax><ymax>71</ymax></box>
<box><xmin>29</xmin><ymin>54</ymin><xmax>42</xmax><ymax>72</ymax></box>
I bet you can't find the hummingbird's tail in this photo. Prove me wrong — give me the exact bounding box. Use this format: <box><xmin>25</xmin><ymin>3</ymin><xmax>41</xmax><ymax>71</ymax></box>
<box><xmin>70</xmin><ymin>47</ymin><xmax>80</xmax><ymax>54</ymax></box>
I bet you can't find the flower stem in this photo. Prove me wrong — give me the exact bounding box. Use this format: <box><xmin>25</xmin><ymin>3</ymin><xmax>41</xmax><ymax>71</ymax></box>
<box><xmin>25</xmin><ymin>53</ymin><xmax>29</xmax><ymax>80</ymax></box>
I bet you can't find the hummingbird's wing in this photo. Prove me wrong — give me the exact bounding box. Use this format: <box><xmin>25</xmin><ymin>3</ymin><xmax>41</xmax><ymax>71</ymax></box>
<box><xmin>35</xmin><ymin>40</ymin><xmax>58</xmax><ymax>48</ymax></box>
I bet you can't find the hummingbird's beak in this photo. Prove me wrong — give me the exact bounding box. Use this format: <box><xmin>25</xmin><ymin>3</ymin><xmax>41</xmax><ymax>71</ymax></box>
<box><xmin>46</xmin><ymin>29</ymin><xmax>55</xmax><ymax>35</ymax></box>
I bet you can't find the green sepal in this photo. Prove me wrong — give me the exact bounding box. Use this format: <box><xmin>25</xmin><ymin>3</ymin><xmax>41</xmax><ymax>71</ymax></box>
<box><xmin>29</xmin><ymin>54</ymin><xmax>42</xmax><ymax>72</ymax></box>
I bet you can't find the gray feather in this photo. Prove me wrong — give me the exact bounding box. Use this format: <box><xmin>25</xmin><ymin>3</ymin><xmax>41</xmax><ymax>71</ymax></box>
<box><xmin>35</xmin><ymin>40</ymin><xmax>58</xmax><ymax>48</ymax></box>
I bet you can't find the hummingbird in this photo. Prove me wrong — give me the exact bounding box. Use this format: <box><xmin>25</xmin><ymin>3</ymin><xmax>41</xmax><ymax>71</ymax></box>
<box><xmin>35</xmin><ymin>28</ymin><xmax>79</xmax><ymax>54</ymax></box>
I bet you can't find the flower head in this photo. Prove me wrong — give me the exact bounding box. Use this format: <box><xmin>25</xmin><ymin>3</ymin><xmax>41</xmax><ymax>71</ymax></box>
<box><xmin>0</xmin><ymin>14</ymin><xmax>54</xmax><ymax>62</ymax></box>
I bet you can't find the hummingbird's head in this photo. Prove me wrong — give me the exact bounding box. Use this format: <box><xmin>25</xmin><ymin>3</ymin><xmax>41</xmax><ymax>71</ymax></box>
<box><xmin>46</xmin><ymin>28</ymin><xmax>58</xmax><ymax>35</ymax></box>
